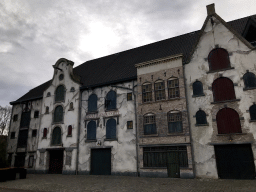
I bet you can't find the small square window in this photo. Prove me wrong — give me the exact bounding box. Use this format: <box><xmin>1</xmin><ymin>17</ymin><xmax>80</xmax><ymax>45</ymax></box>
<box><xmin>13</xmin><ymin>115</ymin><xmax>18</xmax><ymax>122</ymax></box>
<box><xmin>34</xmin><ymin>111</ymin><xmax>39</xmax><ymax>118</ymax></box>
<box><xmin>127</xmin><ymin>93</ymin><xmax>132</xmax><ymax>101</ymax></box>
<box><xmin>32</xmin><ymin>130</ymin><xmax>37</xmax><ymax>137</ymax></box>
<box><xmin>10</xmin><ymin>132</ymin><xmax>15</xmax><ymax>139</ymax></box>
<box><xmin>127</xmin><ymin>121</ymin><xmax>133</xmax><ymax>129</ymax></box>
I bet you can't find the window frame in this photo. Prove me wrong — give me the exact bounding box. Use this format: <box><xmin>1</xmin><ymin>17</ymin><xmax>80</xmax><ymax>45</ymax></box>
<box><xmin>53</xmin><ymin>105</ymin><xmax>64</xmax><ymax>124</ymax></box>
<box><xmin>168</xmin><ymin>78</ymin><xmax>180</xmax><ymax>99</ymax></box>
<box><xmin>105</xmin><ymin>90</ymin><xmax>117</xmax><ymax>111</ymax></box>
<box><xmin>192</xmin><ymin>80</ymin><xmax>204</xmax><ymax>97</ymax></box>
<box><xmin>87</xmin><ymin>120</ymin><xmax>97</xmax><ymax>140</ymax></box>
<box><xmin>143</xmin><ymin>114</ymin><xmax>157</xmax><ymax>135</ymax></box>
<box><xmin>88</xmin><ymin>94</ymin><xmax>98</xmax><ymax>112</ymax></box>
<box><xmin>195</xmin><ymin>110</ymin><xmax>208</xmax><ymax>126</ymax></box>
<box><xmin>168</xmin><ymin>111</ymin><xmax>183</xmax><ymax>133</ymax></box>
<box><xmin>208</xmin><ymin>48</ymin><xmax>231</xmax><ymax>72</ymax></box>
<box><xmin>243</xmin><ymin>71</ymin><xmax>256</xmax><ymax>90</ymax></box>
<box><xmin>106</xmin><ymin>118</ymin><xmax>117</xmax><ymax>140</ymax></box>
<box><xmin>142</xmin><ymin>83</ymin><xmax>153</xmax><ymax>103</ymax></box>
<box><xmin>55</xmin><ymin>85</ymin><xmax>66</xmax><ymax>103</ymax></box>
<box><xmin>51</xmin><ymin>127</ymin><xmax>62</xmax><ymax>146</ymax></box>
<box><xmin>154</xmin><ymin>80</ymin><xmax>166</xmax><ymax>101</ymax></box>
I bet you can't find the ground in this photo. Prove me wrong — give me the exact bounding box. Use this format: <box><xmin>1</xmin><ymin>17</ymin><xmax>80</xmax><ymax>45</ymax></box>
<box><xmin>0</xmin><ymin>174</ymin><xmax>256</xmax><ymax>192</ymax></box>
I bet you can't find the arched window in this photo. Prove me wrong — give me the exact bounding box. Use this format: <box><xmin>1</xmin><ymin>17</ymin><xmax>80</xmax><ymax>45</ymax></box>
<box><xmin>142</xmin><ymin>83</ymin><xmax>152</xmax><ymax>103</ymax></box>
<box><xmin>193</xmin><ymin>81</ymin><xmax>204</xmax><ymax>96</ymax></box>
<box><xmin>106</xmin><ymin>118</ymin><xmax>116</xmax><ymax>139</ymax></box>
<box><xmin>168</xmin><ymin>78</ymin><xmax>179</xmax><ymax>99</ymax></box>
<box><xmin>216</xmin><ymin>108</ymin><xmax>242</xmax><ymax>134</ymax></box>
<box><xmin>196</xmin><ymin>110</ymin><xmax>207</xmax><ymax>125</ymax></box>
<box><xmin>243</xmin><ymin>71</ymin><xmax>256</xmax><ymax>89</ymax></box>
<box><xmin>155</xmin><ymin>80</ymin><xmax>165</xmax><ymax>101</ymax></box>
<box><xmin>43</xmin><ymin>128</ymin><xmax>47</xmax><ymax>138</ymax></box>
<box><xmin>45</xmin><ymin>106</ymin><xmax>49</xmax><ymax>114</ymax></box>
<box><xmin>212</xmin><ymin>77</ymin><xmax>236</xmax><ymax>102</ymax></box>
<box><xmin>88</xmin><ymin>94</ymin><xmax>98</xmax><ymax>112</ymax></box>
<box><xmin>69</xmin><ymin>102</ymin><xmax>74</xmax><ymax>110</ymax></box>
<box><xmin>87</xmin><ymin>121</ymin><xmax>96</xmax><ymax>140</ymax></box>
<box><xmin>54</xmin><ymin>105</ymin><xmax>63</xmax><ymax>123</ymax></box>
<box><xmin>249</xmin><ymin>104</ymin><xmax>256</xmax><ymax>120</ymax></box>
<box><xmin>144</xmin><ymin>114</ymin><xmax>156</xmax><ymax>135</ymax></box>
<box><xmin>67</xmin><ymin>125</ymin><xmax>72</xmax><ymax>136</ymax></box>
<box><xmin>208</xmin><ymin>48</ymin><xmax>230</xmax><ymax>71</ymax></box>
<box><xmin>168</xmin><ymin>111</ymin><xmax>182</xmax><ymax>133</ymax></box>
<box><xmin>55</xmin><ymin>85</ymin><xmax>65</xmax><ymax>102</ymax></box>
<box><xmin>105</xmin><ymin>90</ymin><xmax>116</xmax><ymax>110</ymax></box>
<box><xmin>51</xmin><ymin>127</ymin><xmax>62</xmax><ymax>145</ymax></box>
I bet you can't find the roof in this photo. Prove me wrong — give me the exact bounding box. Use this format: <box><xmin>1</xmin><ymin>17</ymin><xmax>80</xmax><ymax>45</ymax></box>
<box><xmin>10</xmin><ymin>14</ymin><xmax>256</xmax><ymax>105</ymax></box>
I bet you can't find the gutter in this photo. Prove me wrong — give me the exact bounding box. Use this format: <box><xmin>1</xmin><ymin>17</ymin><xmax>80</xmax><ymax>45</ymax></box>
<box><xmin>133</xmin><ymin>81</ymin><xmax>139</xmax><ymax>177</ymax></box>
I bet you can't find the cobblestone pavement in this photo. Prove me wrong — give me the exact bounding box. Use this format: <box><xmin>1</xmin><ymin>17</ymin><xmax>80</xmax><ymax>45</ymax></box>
<box><xmin>0</xmin><ymin>174</ymin><xmax>256</xmax><ymax>192</ymax></box>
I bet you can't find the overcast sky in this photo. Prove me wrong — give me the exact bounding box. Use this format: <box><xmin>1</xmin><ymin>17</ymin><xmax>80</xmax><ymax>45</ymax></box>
<box><xmin>1</xmin><ymin>0</ymin><xmax>256</xmax><ymax>107</ymax></box>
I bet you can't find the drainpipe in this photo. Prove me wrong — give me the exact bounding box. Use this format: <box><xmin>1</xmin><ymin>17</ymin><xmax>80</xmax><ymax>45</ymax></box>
<box><xmin>76</xmin><ymin>89</ymin><xmax>82</xmax><ymax>175</ymax></box>
<box><xmin>183</xmin><ymin>65</ymin><xmax>196</xmax><ymax>178</ymax></box>
<box><xmin>132</xmin><ymin>80</ymin><xmax>139</xmax><ymax>177</ymax></box>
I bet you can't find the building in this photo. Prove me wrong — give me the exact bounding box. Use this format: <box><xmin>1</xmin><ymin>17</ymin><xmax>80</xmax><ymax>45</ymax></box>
<box><xmin>7</xmin><ymin>4</ymin><xmax>256</xmax><ymax>179</ymax></box>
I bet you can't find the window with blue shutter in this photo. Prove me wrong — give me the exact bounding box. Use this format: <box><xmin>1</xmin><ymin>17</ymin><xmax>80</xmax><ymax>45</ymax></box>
<box><xmin>54</xmin><ymin>105</ymin><xmax>63</xmax><ymax>123</ymax></box>
<box><xmin>196</xmin><ymin>110</ymin><xmax>207</xmax><ymax>125</ymax></box>
<box><xmin>55</xmin><ymin>85</ymin><xmax>65</xmax><ymax>102</ymax></box>
<box><xmin>243</xmin><ymin>71</ymin><xmax>256</xmax><ymax>89</ymax></box>
<box><xmin>52</xmin><ymin>127</ymin><xmax>61</xmax><ymax>145</ymax></box>
<box><xmin>87</xmin><ymin>121</ymin><xmax>96</xmax><ymax>140</ymax></box>
<box><xmin>105</xmin><ymin>91</ymin><xmax>116</xmax><ymax>110</ymax></box>
<box><xmin>168</xmin><ymin>112</ymin><xmax>182</xmax><ymax>133</ymax></box>
<box><xmin>144</xmin><ymin>114</ymin><xmax>156</xmax><ymax>135</ymax></box>
<box><xmin>88</xmin><ymin>94</ymin><xmax>98</xmax><ymax>112</ymax></box>
<box><xmin>249</xmin><ymin>104</ymin><xmax>256</xmax><ymax>120</ymax></box>
<box><xmin>193</xmin><ymin>81</ymin><xmax>204</xmax><ymax>96</ymax></box>
<box><xmin>106</xmin><ymin>118</ymin><xmax>116</xmax><ymax>139</ymax></box>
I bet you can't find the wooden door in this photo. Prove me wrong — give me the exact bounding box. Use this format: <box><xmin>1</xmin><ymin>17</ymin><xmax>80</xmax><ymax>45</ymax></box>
<box><xmin>167</xmin><ymin>151</ymin><xmax>180</xmax><ymax>178</ymax></box>
<box><xmin>49</xmin><ymin>150</ymin><xmax>63</xmax><ymax>174</ymax></box>
<box><xmin>91</xmin><ymin>148</ymin><xmax>111</xmax><ymax>175</ymax></box>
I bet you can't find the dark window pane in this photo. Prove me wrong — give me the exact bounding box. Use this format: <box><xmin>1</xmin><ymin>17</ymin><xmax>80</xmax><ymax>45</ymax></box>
<box><xmin>55</xmin><ymin>85</ymin><xmax>65</xmax><ymax>102</ymax></box>
<box><xmin>54</xmin><ymin>105</ymin><xmax>63</xmax><ymax>123</ymax></box>
<box><xmin>68</xmin><ymin>125</ymin><xmax>72</xmax><ymax>136</ymax></box>
<box><xmin>11</xmin><ymin>132</ymin><xmax>15</xmax><ymax>139</ymax></box>
<box><xmin>168</xmin><ymin>112</ymin><xmax>183</xmax><ymax>133</ymax></box>
<box><xmin>34</xmin><ymin>111</ymin><xmax>39</xmax><ymax>118</ymax></box>
<box><xmin>87</xmin><ymin>121</ymin><xmax>96</xmax><ymax>140</ymax></box>
<box><xmin>43</xmin><ymin>128</ymin><xmax>47</xmax><ymax>137</ymax></box>
<box><xmin>17</xmin><ymin>129</ymin><xmax>28</xmax><ymax>148</ymax></box>
<box><xmin>250</xmin><ymin>104</ymin><xmax>256</xmax><ymax>120</ymax></box>
<box><xmin>20</xmin><ymin>112</ymin><xmax>31</xmax><ymax>128</ymax></box>
<box><xmin>243</xmin><ymin>72</ymin><xmax>256</xmax><ymax>88</ymax></box>
<box><xmin>52</xmin><ymin>127</ymin><xmax>61</xmax><ymax>145</ymax></box>
<box><xmin>105</xmin><ymin>91</ymin><xmax>116</xmax><ymax>110</ymax></box>
<box><xmin>208</xmin><ymin>48</ymin><xmax>230</xmax><ymax>71</ymax></box>
<box><xmin>193</xmin><ymin>81</ymin><xmax>203</xmax><ymax>96</ymax></box>
<box><xmin>196</xmin><ymin>110</ymin><xmax>207</xmax><ymax>125</ymax></box>
<box><xmin>32</xmin><ymin>129</ymin><xmax>37</xmax><ymax>137</ymax></box>
<box><xmin>13</xmin><ymin>115</ymin><xmax>18</xmax><ymax>122</ymax></box>
<box><xmin>106</xmin><ymin>118</ymin><xmax>116</xmax><ymax>139</ymax></box>
<box><xmin>88</xmin><ymin>94</ymin><xmax>97</xmax><ymax>112</ymax></box>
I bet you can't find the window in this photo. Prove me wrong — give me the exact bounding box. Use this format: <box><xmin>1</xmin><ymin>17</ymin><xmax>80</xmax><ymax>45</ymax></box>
<box><xmin>127</xmin><ymin>93</ymin><xmax>132</xmax><ymax>101</ymax></box>
<box><xmin>193</xmin><ymin>81</ymin><xmax>204</xmax><ymax>96</ymax></box>
<box><xmin>28</xmin><ymin>155</ymin><xmax>34</xmax><ymax>168</ymax></box>
<box><xmin>195</xmin><ymin>110</ymin><xmax>207</xmax><ymax>125</ymax></box>
<box><xmin>20</xmin><ymin>111</ymin><xmax>31</xmax><ymax>128</ymax></box>
<box><xmin>32</xmin><ymin>129</ymin><xmax>37</xmax><ymax>137</ymax></box>
<box><xmin>212</xmin><ymin>77</ymin><xmax>236</xmax><ymax>102</ymax></box>
<box><xmin>208</xmin><ymin>48</ymin><xmax>230</xmax><ymax>71</ymax></box>
<box><xmin>243</xmin><ymin>71</ymin><xmax>256</xmax><ymax>89</ymax></box>
<box><xmin>144</xmin><ymin>114</ymin><xmax>156</xmax><ymax>135</ymax></box>
<box><xmin>142</xmin><ymin>83</ymin><xmax>152</xmax><ymax>102</ymax></box>
<box><xmin>51</xmin><ymin>127</ymin><xmax>62</xmax><ymax>145</ymax></box>
<box><xmin>168</xmin><ymin>112</ymin><xmax>182</xmax><ymax>133</ymax></box>
<box><xmin>155</xmin><ymin>80</ymin><xmax>165</xmax><ymax>101</ymax></box>
<box><xmin>106</xmin><ymin>118</ymin><xmax>116</xmax><ymax>139</ymax></box>
<box><xmin>43</xmin><ymin>128</ymin><xmax>47</xmax><ymax>138</ymax></box>
<box><xmin>105</xmin><ymin>90</ymin><xmax>116</xmax><ymax>110</ymax></box>
<box><xmin>88</xmin><ymin>94</ymin><xmax>97</xmax><ymax>112</ymax></box>
<box><xmin>168</xmin><ymin>78</ymin><xmax>179</xmax><ymax>99</ymax></box>
<box><xmin>47</xmin><ymin>92</ymin><xmax>51</xmax><ymax>97</ymax></box>
<box><xmin>17</xmin><ymin>129</ymin><xmax>28</xmax><ymax>148</ymax></box>
<box><xmin>70</xmin><ymin>87</ymin><xmax>75</xmax><ymax>92</ymax></box>
<box><xmin>69</xmin><ymin>102</ymin><xmax>74</xmax><ymax>110</ymax></box>
<box><xmin>87</xmin><ymin>121</ymin><xmax>96</xmax><ymax>140</ymax></box>
<box><xmin>249</xmin><ymin>104</ymin><xmax>256</xmax><ymax>120</ymax></box>
<box><xmin>127</xmin><ymin>121</ymin><xmax>133</xmax><ymax>129</ymax></box>
<box><xmin>53</xmin><ymin>105</ymin><xmax>63</xmax><ymax>123</ymax></box>
<box><xmin>216</xmin><ymin>108</ymin><xmax>242</xmax><ymax>134</ymax></box>
<box><xmin>67</xmin><ymin>125</ymin><xmax>72</xmax><ymax>136</ymax></box>
<box><xmin>10</xmin><ymin>132</ymin><xmax>15</xmax><ymax>139</ymax></box>
<box><xmin>13</xmin><ymin>114</ymin><xmax>18</xmax><ymax>122</ymax></box>
<box><xmin>55</xmin><ymin>85</ymin><xmax>65</xmax><ymax>102</ymax></box>
<box><xmin>45</xmin><ymin>106</ymin><xmax>49</xmax><ymax>114</ymax></box>
<box><xmin>59</xmin><ymin>74</ymin><xmax>64</xmax><ymax>81</ymax></box>
<box><xmin>143</xmin><ymin>146</ymin><xmax>188</xmax><ymax>168</ymax></box>
<box><xmin>34</xmin><ymin>111</ymin><xmax>39</xmax><ymax>118</ymax></box>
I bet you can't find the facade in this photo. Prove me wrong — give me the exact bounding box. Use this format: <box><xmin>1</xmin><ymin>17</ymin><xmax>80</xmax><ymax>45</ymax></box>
<box><xmin>6</xmin><ymin>4</ymin><xmax>256</xmax><ymax>179</ymax></box>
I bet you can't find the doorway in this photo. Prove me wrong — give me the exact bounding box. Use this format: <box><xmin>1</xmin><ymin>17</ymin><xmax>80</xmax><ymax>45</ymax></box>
<box><xmin>48</xmin><ymin>150</ymin><xmax>63</xmax><ymax>174</ymax></box>
<box><xmin>91</xmin><ymin>148</ymin><xmax>111</xmax><ymax>175</ymax></box>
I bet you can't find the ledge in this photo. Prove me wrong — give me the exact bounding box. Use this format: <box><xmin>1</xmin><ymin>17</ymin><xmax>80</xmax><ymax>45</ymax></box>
<box><xmin>84</xmin><ymin>139</ymin><xmax>97</xmax><ymax>143</ymax></box>
<box><xmin>192</xmin><ymin>94</ymin><xmax>205</xmax><ymax>98</ymax></box>
<box><xmin>195</xmin><ymin>123</ymin><xmax>209</xmax><ymax>127</ymax></box>
<box><xmin>206</xmin><ymin>67</ymin><xmax>234</xmax><ymax>74</ymax></box>
<box><xmin>140</xmin><ymin>134</ymin><xmax>159</xmax><ymax>138</ymax></box>
<box><xmin>104</xmin><ymin>138</ymin><xmax>118</xmax><ymax>141</ymax></box>
<box><xmin>86</xmin><ymin>111</ymin><xmax>98</xmax><ymax>115</ymax></box>
<box><xmin>211</xmin><ymin>99</ymin><xmax>240</xmax><ymax>104</ymax></box>
<box><xmin>167</xmin><ymin>133</ymin><xmax>185</xmax><ymax>136</ymax></box>
<box><xmin>217</xmin><ymin>133</ymin><xmax>246</xmax><ymax>136</ymax></box>
<box><xmin>105</xmin><ymin>109</ymin><xmax>118</xmax><ymax>112</ymax></box>
<box><xmin>249</xmin><ymin>120</ymin><xmax>256</xmax><ymax>122</ymax></box>
<box><xmin>243</xmin><ymin>87</ymin><xmax>256</xmax><ymax>91</ymax></box>
<box><xmin>67</xmin><ymin>135</ymin><xmax>72</xmax><ymax>137</ymax></box>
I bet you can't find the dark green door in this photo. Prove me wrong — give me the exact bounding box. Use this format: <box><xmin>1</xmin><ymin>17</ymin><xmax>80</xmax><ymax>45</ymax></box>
<box><xmin>91</xmin><ymin>148</ymin><xmax>111</xmax><ymax>175</ymax></box>
<box><xmin>167</xmin><ymin>151</ymin><xmax>180</xmax><ymax>178</ymax></box>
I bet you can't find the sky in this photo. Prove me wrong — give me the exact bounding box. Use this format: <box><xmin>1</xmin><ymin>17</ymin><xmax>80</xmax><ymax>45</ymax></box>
<box><xmin>1</xmin><ymin>0</ymin><xmax>256</xmax><ymax>107</ymax></box>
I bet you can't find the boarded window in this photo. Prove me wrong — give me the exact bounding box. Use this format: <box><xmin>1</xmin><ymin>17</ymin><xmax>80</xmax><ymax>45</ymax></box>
<box><xmin>55</xmin><ymin>85</ymin><xmax>65</xmax><ymax>102</ymax></box>
<box><xmin>20</xmin><ymin>111</ymin><xmax>31</xmax><ymax>128</ymax></box>
<box><xmin>51</xmin><ymin>127</ymin><xmax>62</xmax><ymax>145</ymax></box>
<box><xmin>43</xmin><ymin>128</ymin><xmax>47</xmax><ymax>138</ymax></box>
<box><xmin>88</xmin><ymin>94</ymin><xmax>97</xmax><ymax>112</ymax></box>
<box><xmin>193</xmin><ymin>81</ymin><xmax>203</xmax><ymax>96</ymax></box>
<box><xmin>105</xmin><ymin>91</ymin><xmax>116</xmax><ymax>110</ymax></box>
<box><xmin>34</xmin><ymin>111</ymin><xmax>39</xmax><ymax>118</ymax></box>
<box><xmin>208</xmin><ymin>48</ymin><xmax>230</xmax><ymax>71</ymax></box>
<box><xmin>87</xmin><ymin>121</ymin><xmax>96</xmax><ymax>140</ymax></box>
<box><xmin>249</xmin><ymin>104</ymin><xmax>256</xmax><ymax>120</ymax></box>
<box><xmin>144</xmin><ymin>114</ymin><xmax>156</xmax><ymax>135</ymax></box>
<box><xmin>155</xmin><ymin>80</ymin><xmax>165</xmax><ymax>101</ymax></box>
<box><xmin>67</xmin><ymin>125</ymin><xmax>72</xmax><ymax>136</ymax></box>
<box><xmin>10</xmin><ymin>132</ymin><xmax>15</xmax><ymax>139</ymax></box>
<box><xmin>216</xmin><ymin>108</ymin><xmax>242</xmax><ymax>134</ymax></box>
<box><xmin>142</xmin><ymin>83</ymin><xmax>152</xmax><ymax>102</ymax></box>
<box><xmin>54</xmin><ymin>105</ymin><xmax>63</xmax><ymax>123</ymax></box>
<box><xmin>32</xmin><ymin>129</ymin><xmax>37</xmax><ymax>137</ymax></box>
<box><xmin>243</xmin><ymin>72</ymin><xmax>256</xmax><ymax>89</ymax></box>
<box><xmin>168</xmin><ymin>78</ymin><xmax>179</xmax><ymax>99</ymax></box>
<box><xmin>168</xmin><ymin>112</ymin><xmax>183</xmax><ymax>133</ymax></box>
<box><xmin>196</xmin><ymin>110</ymin><xmax>207</xmax><ymax>125</ymax></box>
<box><xmin>13</xmin><ymin>114</ymin><xmax>18</xmax><ymax>122</ymax></box>
<box><xmin>143</xmin><ymin>146</ymin><xmax>188</xmax><ymax>168</ymax></box>
<box><xmin>17</xmin><ymin>129</ymin><xmax>28</xmax><ymax>148</ymax></box>
<box><xmin>212</xmin><ymin>77</ymin><xmax>236</xmax><ymax>102</ymax></box>
<box><xmin>106</xmin><ymin>118</ymin><xmax>116</xmax><ymax>139</ymax></box>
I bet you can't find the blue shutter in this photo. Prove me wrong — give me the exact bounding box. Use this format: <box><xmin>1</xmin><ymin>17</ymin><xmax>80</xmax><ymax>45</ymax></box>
<box><xmin>249</xmin><ymin>104</ymin><xmax>256</xmax><ymax>120</ymax></box>
<box><xmin>106</xmin><ymin>118</ymin><xmax>116</xmax><ymax>139</ymax></box>
<box><xmin>193</xmin><ymin>81</ymin><xmax>203</xmax><ymax>96</ymax></box>
<box><xmin>52</xmin><ymin>127</ymin><xmax>61</xmax><ymax>145</ymax></box>
<box><xmin>243</xmin><ymin>72</ymin><xmax>256</xmax><ymax>88</ymax></box>
<box><xmin>88</xmin><ymin>94</ymin><xmax>98</xmax><ymax>112</ymax></box>
<box><xmin>54</xmin><ymin>106</ymin><xmax>63</xmax><ymax>123</ymax></box>
<box><xmin>196</xmin><ymin>110</ymin><xmax>207</xmax><ymax>125</ymax></box>
<box><xmin>55</xmin><ymin>85</ymin><xmax>65</xmax><ymax>102</ymax></box>
<box><xmin>87</xmin><ymin>121</ymin><xmax>96</xmax><ymax>140</ymax></box>
<box><xmin>106</xmin><ymin>91</ymin><xmax>116</xmax><ymax>110</ymax></box>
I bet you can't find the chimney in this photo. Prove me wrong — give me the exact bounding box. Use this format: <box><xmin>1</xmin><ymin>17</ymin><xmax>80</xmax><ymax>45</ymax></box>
<box><xmin>206</xmin><ymin>3</ymin><xmax>215</xmax><ymax>16</ymax></box>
